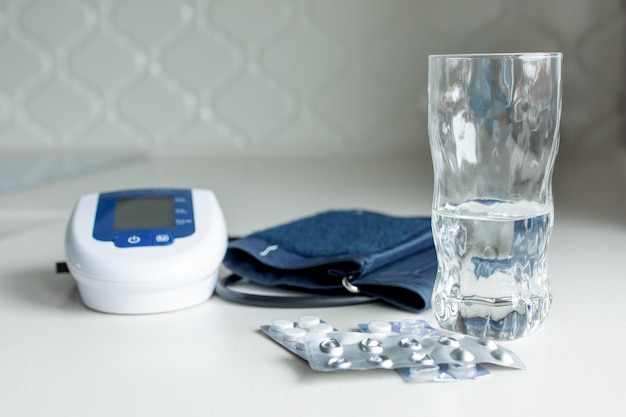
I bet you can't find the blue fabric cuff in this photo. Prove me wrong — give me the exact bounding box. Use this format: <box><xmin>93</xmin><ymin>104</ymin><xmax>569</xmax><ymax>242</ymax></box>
<box><xmin>222</xmin><ymin>210</ymin><xmax>438</xmax><ymax>312</ymax></box>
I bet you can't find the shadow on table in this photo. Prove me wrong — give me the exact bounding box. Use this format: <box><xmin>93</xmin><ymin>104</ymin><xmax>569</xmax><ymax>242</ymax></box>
<box><xmin>9</xmin><ymin>266</ymin><xmax>85</xmax><ymax>312</ymax></box>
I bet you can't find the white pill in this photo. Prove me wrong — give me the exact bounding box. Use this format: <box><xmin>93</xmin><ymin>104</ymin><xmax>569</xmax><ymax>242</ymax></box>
<box><xmin>282</xmin><ymin>327</ymin><xmax>307</xmax><ymax>342</ymax></box>
<box><xmin>367</xmin><ymin>320</ymin><xmax>392</xmax><ymax>333</ymax></box>
<box><xmin>409</xmin><ymin>364</ymin><xmax>439</xmax><ymax>379</ymax></box>
<box><xmin>270</xmin><ymin>319</ymin><xmax>293</xmax><ymax>333</ymax></box>
<box><xmin>448</xmin><ymin>363</ymin><xmax>477</xmax><ymax>379</ymax></box>
<box><xmin>297</xmin><ymin>315</ymin><xmax>321</xmax><ymax>329</ymax></box>
<box><xmin>295</xmin><ymin>338</ymin><xmax>307</xmax><ymax>350</ymax></box>
<box><xmin>309</xmin><ymin>323</ymin><xmax>334</xmax><ymax>333</ymax></box>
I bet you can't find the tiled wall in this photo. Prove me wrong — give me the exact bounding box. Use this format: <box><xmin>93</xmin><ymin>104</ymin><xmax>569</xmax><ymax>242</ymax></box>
<box><xmin>0</xmin><ymin>0</ymin><xmax>624</xmax><ymax>158</ymax></box>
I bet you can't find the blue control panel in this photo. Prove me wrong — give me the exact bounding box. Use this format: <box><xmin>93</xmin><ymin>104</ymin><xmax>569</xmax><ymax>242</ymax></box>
<box><xmin>93</xmin><ymin>189</ymin><xmax>195</xmax><ymax>248</ymax></box>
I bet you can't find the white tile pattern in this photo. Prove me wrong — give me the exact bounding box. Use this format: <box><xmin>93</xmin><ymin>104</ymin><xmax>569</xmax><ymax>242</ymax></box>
<box><xmin>0</xmin><ymin>0</ymin><xmax>623</xmax><ymax>157</ymax></box>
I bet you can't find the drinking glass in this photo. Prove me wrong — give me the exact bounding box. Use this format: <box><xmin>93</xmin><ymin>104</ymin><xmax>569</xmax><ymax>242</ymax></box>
<box><xmin>428</xmin><ymin>53</ymin><xmax>562</xmax><ymax>340</ymax></box>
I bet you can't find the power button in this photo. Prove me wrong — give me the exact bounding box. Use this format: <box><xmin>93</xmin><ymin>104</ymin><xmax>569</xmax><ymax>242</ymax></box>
<box><xmin>114</xmin><ymin>233</ymin><xmax>152</xmax><ymax>248</ymax></box>
<box><xmin>127</xmin><ymin>235</ymin><xmax>141</xmax><ymax>244</ymax></box>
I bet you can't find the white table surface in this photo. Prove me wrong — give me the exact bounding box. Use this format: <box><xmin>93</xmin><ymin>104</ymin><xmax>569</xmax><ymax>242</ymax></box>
<box><xmin>0</xmin><ymin>153</ymin><xmax>624</xmax><ymax>417</ymax></box>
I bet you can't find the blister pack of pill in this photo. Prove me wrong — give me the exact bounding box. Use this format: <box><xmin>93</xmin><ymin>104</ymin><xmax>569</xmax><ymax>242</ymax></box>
<box><xmin>356</xmin><ymin>319</ymin><xmax>524</xmax><ymax>381</ymax></box>
<box><xmin>261</xmin><ymin>315</ymin><xmax>524</xmax><ymax>382</ymax></box>
<box><xmin>260</xmin><ymin>315</ymin><xmax>336</xmax><ymax>360</ymax></box>
<box><xmin>303</xmin><ymin>330</ymin><xmax>441</xmax><ymax>371</ymax></box>
<box><xmin>356</xmin><ymin>319</ymin><xmax>489</xmax><ymax>381</ymax></box>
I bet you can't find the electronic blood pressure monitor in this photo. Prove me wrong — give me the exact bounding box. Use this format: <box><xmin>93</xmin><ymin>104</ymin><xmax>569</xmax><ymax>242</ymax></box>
<box><xmin>65</xmin><ymin>188</ymin><xmax>227</xmax><ymax>314</ymax></box>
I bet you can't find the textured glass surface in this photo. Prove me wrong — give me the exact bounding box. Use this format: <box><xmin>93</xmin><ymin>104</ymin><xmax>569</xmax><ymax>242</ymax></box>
<box><xmin>428</xmin><ymin>53</ymin><xmax>562</xmax><ymax>340</ymax></box>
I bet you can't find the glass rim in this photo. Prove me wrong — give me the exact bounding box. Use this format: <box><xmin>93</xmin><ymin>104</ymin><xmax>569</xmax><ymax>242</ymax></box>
<box><xmin>429</xmin><ymin>52</ymin><xmax>562</xmax><ymax>60</ymax></box>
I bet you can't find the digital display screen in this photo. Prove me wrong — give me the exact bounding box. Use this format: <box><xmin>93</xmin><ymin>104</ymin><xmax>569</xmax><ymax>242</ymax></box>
<box><xmin>114</xmin><ymin>196</ymin><xmax>175</xmax><ymax>230</ymax></box>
